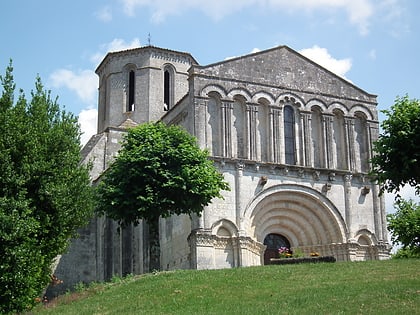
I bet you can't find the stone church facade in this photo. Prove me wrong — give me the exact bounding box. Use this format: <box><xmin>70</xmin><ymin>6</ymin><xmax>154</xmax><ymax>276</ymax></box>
<box><xmin>51</xmin><ymin>45</ymin><xmax>390</xmax><ymax>294</ymax></box>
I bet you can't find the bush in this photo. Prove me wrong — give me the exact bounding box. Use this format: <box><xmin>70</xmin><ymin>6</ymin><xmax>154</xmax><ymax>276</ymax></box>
<box><xmin>0</xmin><ymin>62</ymin><xmax>94</xmax><ymax>313</ymax></box>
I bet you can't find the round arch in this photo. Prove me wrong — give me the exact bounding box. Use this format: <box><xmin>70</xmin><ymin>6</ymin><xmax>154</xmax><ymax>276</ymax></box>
<box><xmin>227</xmin><ymin>88</ymin><xmax>252</xmax><ymax>102</ymax></box>
<box><xmin>349</xmin><ymin>104</ymin><xmax>375</xmax><ymax>121</ymax></box>
<box><xmin>243</xmin><ymin>184</ymin><xmax>347</xmax><ymax>247</ymax></box>
<box><xmin>211</xmin><ymin>219</ymin><xmax>238</xmax><ymax>237</ymax></box>
<box><xmin>277</xmin><ymin>93</ymin><xmax>304</xmax><ymax>108</ymax></box>
<box><xmin>200</xmin><ymin>84</ymin><xmax>227</xmax><ymax>98</ymax></box>
<box><xmin>354</xmin><ymin>228</ymin><xmax>378</xmax><ymax>245</ymax></box>
<box><xmin>327</xmin><ymin>102</ymin><xmax>349</xmax><ymax>115</ymax></box>
<box><xmin>251</xmin><ymin>91</ymin><xmax>276</xmax><ymax>104</ymax></box>
<box><xmin>306</xmin><ymin>98</ymin><xmax>328</xmax><ymax>112</ymax></box>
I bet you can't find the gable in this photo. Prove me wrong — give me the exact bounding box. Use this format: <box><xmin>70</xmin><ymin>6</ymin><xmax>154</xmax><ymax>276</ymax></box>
<box><xmin>192</xmin><ymin>46</ymin><xmax>376</xmax><ymax>103</ymax></box>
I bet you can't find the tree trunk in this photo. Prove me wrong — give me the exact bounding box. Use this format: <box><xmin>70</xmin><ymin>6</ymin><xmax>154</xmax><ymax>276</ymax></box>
<box><xmin>148</xmin><ymin>217</ymin><xmax>160</xmax><ymax>272</ymax></box>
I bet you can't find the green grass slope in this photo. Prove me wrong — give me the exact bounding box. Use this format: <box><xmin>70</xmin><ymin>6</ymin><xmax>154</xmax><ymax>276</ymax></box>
<box><xmin>33</xmin><ymin>259</ymin><xmax>419</xmax><ymax>315</ymax></box>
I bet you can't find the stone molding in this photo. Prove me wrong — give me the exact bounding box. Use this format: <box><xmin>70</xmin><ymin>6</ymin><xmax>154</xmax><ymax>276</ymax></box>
<box><xmin>188</xmin><ymin>230</ymin><xmax>265</xmax><ymax>256</ymax></box>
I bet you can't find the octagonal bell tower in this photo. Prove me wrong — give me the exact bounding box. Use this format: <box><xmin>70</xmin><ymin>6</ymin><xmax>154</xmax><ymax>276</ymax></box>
<box><xmin>95</xmin><ymin>46</ymin><xmax>197</xmax><ymax>133</ymax></box>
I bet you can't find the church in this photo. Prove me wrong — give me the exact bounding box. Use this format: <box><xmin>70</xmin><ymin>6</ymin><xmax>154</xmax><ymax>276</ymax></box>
<box><xmin>51</xmin><ymin>45</ymin><xmax>390</xmax><ymax>293</ymax></box>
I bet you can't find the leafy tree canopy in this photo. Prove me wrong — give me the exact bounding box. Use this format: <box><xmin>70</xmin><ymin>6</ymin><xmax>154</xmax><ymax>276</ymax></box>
<box><xmin>95</xmin><ymin>122</ymin><xmax>229</xmax><ymax>227</ymax></box>
<box><xmin>387</xmin><ymin>199</ymin><xmax>420</xmax><ymax>257</ymax></box>
<box><xmin>371</xmin><ymin>95</ymin><xmax>420</xmax><ymax>196</ymax></box>
<box><xmin>0</xmin><ymin>61</ymin><xmax>94</xmax><ymax>314</ymax></box>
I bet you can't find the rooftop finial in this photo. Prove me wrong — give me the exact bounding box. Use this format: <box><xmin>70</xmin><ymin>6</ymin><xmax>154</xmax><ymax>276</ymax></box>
<box><xmin>147</xmin><ymin>33</ymin><xmax>151</xmax><ymax>46</ymax></box>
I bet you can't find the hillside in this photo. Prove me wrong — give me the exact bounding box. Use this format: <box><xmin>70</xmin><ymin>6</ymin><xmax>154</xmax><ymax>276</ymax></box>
<box><xmin>33</xmin><ymin>259</ymin><xmax>420</xmax><ymax>314</ymax></box>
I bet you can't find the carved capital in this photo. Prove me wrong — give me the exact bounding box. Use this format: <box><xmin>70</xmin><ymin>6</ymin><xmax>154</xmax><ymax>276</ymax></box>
<box><xmin>343</xmin><ymin>174</ymin><xmax>352</xmax><ymax>183</ymax></box>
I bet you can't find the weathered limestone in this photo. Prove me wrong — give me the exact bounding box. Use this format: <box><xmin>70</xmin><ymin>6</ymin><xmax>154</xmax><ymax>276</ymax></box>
<box><xmin>50</xmin><ymin>45</ymin><xmax>390</xmax><ymax>297</ymax></box>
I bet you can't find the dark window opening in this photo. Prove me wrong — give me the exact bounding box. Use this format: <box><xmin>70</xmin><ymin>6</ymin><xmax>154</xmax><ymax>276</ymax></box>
<box><xmin>284</xmin><ymin>105</ymin><xmax>296</xmax><ymax>164</ymax></box>
<box><xmin>127</xmin><ymin>70</ymin><xmax>135</xmax><ymax>112</ymax></box>
<box><xmin>164</xmin><ymin>70</ymin><xmax>170</xmax><ymax>111</ymax></box>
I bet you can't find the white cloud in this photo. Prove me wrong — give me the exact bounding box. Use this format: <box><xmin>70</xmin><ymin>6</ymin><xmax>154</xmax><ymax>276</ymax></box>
<box><xmin>298</xmin><ymin>45</ymin><xmax>352</xmax><ymax>79</ymax></box>
<box><xmin>95</xmin><ymin>5</ymin><xmax>113</xmax><ymax>22</ymax></box>
<box><xmin>78</xmin><ymin>108</ymin><xmax>98</xmax><ymax>146</ymax></box>
<box><xmin>119</xmin><ymin>0</ymin><xmax>374</xmax><ymax>34</ymax></box>
<box><xmin>90</xmin><ymin>38</ymin><xmax>141</xmax><ymax>65</ymax></box>
<box><xmin>343</xmin><ymin>0</ymin><xmax>373</xmax><ymax>36</ymax></box>
<box><xmin>49</xmin><ymin>69</ymin><xmax>97</xmax><ymax>104</ymax></box>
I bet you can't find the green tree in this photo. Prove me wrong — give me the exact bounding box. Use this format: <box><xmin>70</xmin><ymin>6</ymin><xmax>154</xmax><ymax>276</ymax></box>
<box><xmin>0</xmin><ymin>61</ymin><xmax>95</xmax><ymax>314</ymax></box>
<box><xmin>387</xmin><ymin>199</ymin><xmax>420</xmax><ymax>258</ymax></box>
<box><xmin>370</xmin><ymin>95</ymin><xmax>420</xmax><ymax>195</ymax></box>
<box><xmin>371</xmin><ymin>95</ymin><xmax>420</xmax><ymax>258</ymax></box>
<box><xmin>95</xmin><ymin>122</ymin><xmax>229</xmax><ymax>271</ymax></box>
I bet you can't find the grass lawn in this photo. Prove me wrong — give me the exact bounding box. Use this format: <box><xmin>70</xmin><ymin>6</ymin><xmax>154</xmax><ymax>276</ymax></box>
<box><xmin>31</xmin><ymin>259</ymin><xmax>419</xmax><ymax>314</ymax></box>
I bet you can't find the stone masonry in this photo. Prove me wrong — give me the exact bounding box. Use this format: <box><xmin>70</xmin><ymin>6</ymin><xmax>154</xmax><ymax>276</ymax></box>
<box><xmin>49</xmin><ymin>45</ymin><xmax>390</xmax><ymax>296</ymax></box>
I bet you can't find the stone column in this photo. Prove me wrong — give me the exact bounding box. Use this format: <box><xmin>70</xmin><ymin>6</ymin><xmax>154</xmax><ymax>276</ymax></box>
<box><xmin>235</xmin><ymin>162</ymin><xmax>245</xmax><ymax>233</ymax></box>
<box><xmin>301</xmin><ymin>111</ymin><xmax>312</xmax><ymax>167</ymax></box>
<box><xmin>372</xmin><ymin>183</ymin><xmax>384</xmax><ymax>242</ymax></box>
<box><xmin>268</xmin><ymin>108</ymin><xmax>275</xmax><ymax>162</ymax></box>
<box><xmin>344</xmin><ymin>117</ymin><xmax>355</xmax><ymax>171</ymax></box>
<box><xmin>194</xmin><ymin>97</ymin><xmax>207</xmax><ymax>148</ymax></box>
<box><xmin>343</xmin><ymin>174</ymin><xmax>353</xmax><ymax>240</ymax></box>
<box><xmin>244</xmin><ymin>104</ymin><xmax>251</xmax><ymax>160</ymax></box>
<box><xmin>269</xmin><ymin>107</ymin><xmax>282</xmax><ymax>163</ymax></box>
<box><xmin>380</xmin><ymin>193</ymin><xmax>388</xmax><ymax>243</ymax></box>
<box><xmin>246</xmin><ymin>104</ymin><xmax>258</xmax><ymax>160</ymax></box>
<box><xmin>323</xmin><ymin>114</ymin><xmax>334</xmax><ymax>169</ymax></box>
<box><xmin>220</xmin><ymin>101</ymin><xmax>231</xmax><ymax>157</ymax></box>
<box><xmin>367</xmin><ymin>121</ymin><xmax>378</xmax><ymax>169</ymax></box>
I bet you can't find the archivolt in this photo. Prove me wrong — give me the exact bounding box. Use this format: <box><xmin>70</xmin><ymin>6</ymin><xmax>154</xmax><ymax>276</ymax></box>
<box><xmin>200</xmin><ymin>84</ymin><xmax>227</xmax><ymax>98</ymax></box>
<box><xmin>211</xmin><ymin>219</ymin><xmax>238</xmax><ymax>237</ymax></box>
<box><xmin>327</xmin><ymin>102</ymin><xmax>349</xmax><ymax>115</ymax></box>
<box><xmin>305</xmin><ymin>98</ymin><xmax>328</xmax><ymax>112</ymax></box>
<box><xmin>227</xmin><ymin>88</ymin><xmax>252</xmax><ymax>102</ymax></box>
<box><xmin>277</xmin><ymin>93</ymin><xmax>304</xmax><ymax>108</ymax></box>
<box><xmin>243</xmin><ymin>184</ymin><xmax>347</xmax><ymax>247</ymax></box>
<box><xmin>349</xmin><ymin>104</ymin><xmax>375</xmax><ymax>121</ymax></box>
<box><xmin>252</xmin><ymin>91</ymin><xmax>276</xmax><ymax>104</ymax></box>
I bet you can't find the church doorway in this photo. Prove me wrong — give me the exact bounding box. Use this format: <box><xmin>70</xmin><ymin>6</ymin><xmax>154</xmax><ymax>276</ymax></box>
<box><xmin>263</xmin><ymin>233</ymin><xmax>290</xmax><ymax>265</ymax></box>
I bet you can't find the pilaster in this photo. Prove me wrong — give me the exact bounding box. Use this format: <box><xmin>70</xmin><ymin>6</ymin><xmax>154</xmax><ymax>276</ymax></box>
<box><xmin>343</xmin><ymin>174</ymin><xmax>352</xmax><ymax>239</ymax></box>
<box><xmin>301</xmin><ymin>111</ymin><xmax>312</xmax><ymax>167</ymax></box>
<box><xmin>269</xmin><ymin>107</ymin><xmax>282</xmax><ymax>163</ymax></box>
<box><xmin>323</xmin><ymin>114</ymin><xmax>334</xmax><ymax>169</ymax></box>
<box><xmin>221</xmin><ymin>101</ymin><xmax>232</xmax><ymax>157</ymax></box>
<box><xmin>344</xmin><ymin>117</ymin><xmax>356</xmax><ymax>171</ymax></box>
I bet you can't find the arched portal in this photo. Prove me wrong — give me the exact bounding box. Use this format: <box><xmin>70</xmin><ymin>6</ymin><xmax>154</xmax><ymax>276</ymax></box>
<box><xmin>245</xmin><ymin>184</ymin><xmax>347</xmax><ymax>258</ymax></box>
<box><xmin>263</xmin><ymin>233</ymin><xmax>290</xmax><ymax>265</ymax></box>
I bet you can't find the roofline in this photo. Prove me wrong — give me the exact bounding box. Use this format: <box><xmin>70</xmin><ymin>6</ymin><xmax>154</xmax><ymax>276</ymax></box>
<box><xmin>95</xmin><ymin>45</ymin><xmax>199</xmax><ymax>74</ymax></box>
<box><xmin>193</xmin><ymin>45</ymin><xmax>377</xmax><ymax>99</ymax></box>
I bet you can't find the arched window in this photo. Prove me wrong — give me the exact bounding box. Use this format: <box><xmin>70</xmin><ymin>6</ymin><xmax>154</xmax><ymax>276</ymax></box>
<box><xmin>232</xmin><ymin>96</ymin><xmax>246</xmax><ymax>159</ymax></box>
<box><xmin>163</xmin><ymin>66</ymin><xmax>174</xmax><ymax>111</ymax></box>
<box><xmin>284</xmin><ymin>105</ymin><xmax>296</xmax><ymax>165</ymax></box>
<box><xmin>257</xmin><ymin>99</ymin><xmax>269</xmax><ymax>162</ymax></box>
<box><xmin>164</xmin><ymin>70</ymin><xmax>170</xmax><ymax>110</ymax></box>
<box><xmin>333</xmin><ymin>110</ymin><xmax>347</xmax><ymax>170</ymax></box>
<box><xmin>127</xmin><ymin>70</ymin><xmax>135</xmax><ymax>112</ymax></box>
<box><xmin>206</xmin><ymin>94</ymin><xmax>221</xmax><ymax>156</ymax></box>
<box><xmin>354</xmin><ymin>113</ymin><xmax>369</xmax><ymax>172</ymax></box>
<box><xmin>311</xmin><ymin>107</ymin><xmax>324</xmax><ymax>168</ymax></box>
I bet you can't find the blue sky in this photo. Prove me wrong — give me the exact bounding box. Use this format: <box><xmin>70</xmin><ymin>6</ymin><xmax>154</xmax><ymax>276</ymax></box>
<box><xmin>1</xmin><ymin>0</ymin><xmax>419</xmax><ymax>210</ymax></box>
